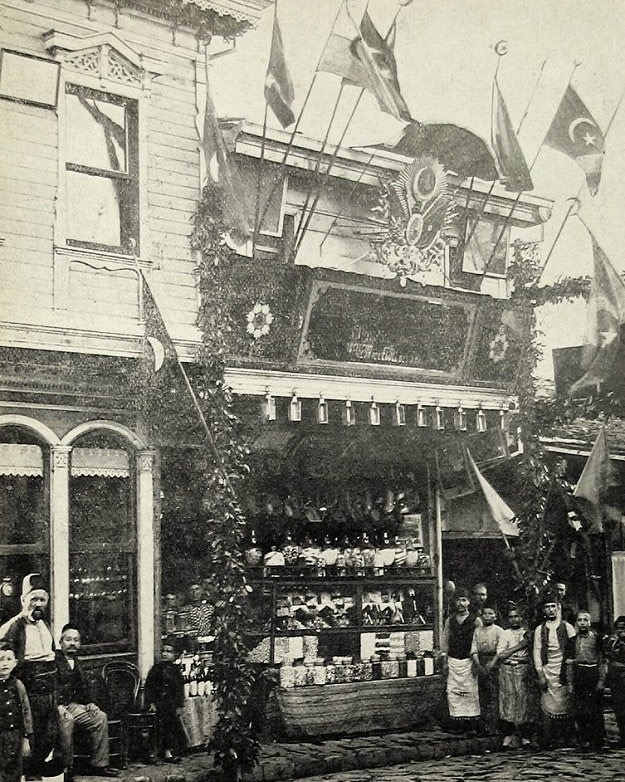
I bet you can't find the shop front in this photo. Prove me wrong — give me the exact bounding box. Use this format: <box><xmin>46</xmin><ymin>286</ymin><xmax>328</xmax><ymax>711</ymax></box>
<box><xmin>0</xmin><ymin>351</ymin><xmax>157</xmax><ymax>678</ymax></box>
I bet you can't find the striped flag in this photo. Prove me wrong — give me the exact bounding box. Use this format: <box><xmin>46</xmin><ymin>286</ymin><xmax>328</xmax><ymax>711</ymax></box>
<box><xmin>491</xmin><ymin>75</ymin><xmax>533</xmax><ymax>192</ymax></box>
<box><xmin>264</xmin><ymin>11</ymin><xmax>295</xmax><ymax>128</ymax></box>
<box><xmin>570</xmin><ymin>234</ymin><xmax>625</xmax><ymax>397</ymax></box>
<box><xmin>467</xmin><ymin>450</ymin><xmax>519</xmax><ymax>538</ymax></box>
<box><xmin>202</xmin><ymin>73</ymin><xmax>251</xmax><ymax>242</ymax></box>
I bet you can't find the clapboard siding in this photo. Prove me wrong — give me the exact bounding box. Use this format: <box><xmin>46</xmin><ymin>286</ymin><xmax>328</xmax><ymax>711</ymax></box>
<box><xmin>0</xmin><ymin>0</ymin><xmax>218</xmax><ymax>354</ymax></box>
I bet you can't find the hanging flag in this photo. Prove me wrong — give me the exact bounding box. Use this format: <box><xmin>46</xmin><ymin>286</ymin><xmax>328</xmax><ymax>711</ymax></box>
<box><xmin>264</xmin><ymin>12</ymin><xmax>295</xmax><ymax>129</ymax></box>
<box><xmin>570</xmin><ymin>233</ymin><xmax>625</xmax><ymax>397</ymax></box>
<box><xmin>543</xmin><ymin>85</ymin><xmax>605</xmax><ymax>196</ymax></box>
<box><xmin>317</xmin><ymin>31</ymin><xmax>371</xmax><ymax>88</ymax></box>
<box><xmin>202</xmin><ymin>73</ymin><xmax>251</xmax><ymax>243</ymax></box>
<box><xmin>467</xmin><ymin>450</ymin><xmax>519</xmax><ymax>537</ymax></box>
<box><xmin>491</xmin><ymin>75</ymin><xmax>533</xmax><ymax>192</ymax></box>
<box><xmin>573</xmin><ymin>428</ymin><xmax>612</xmax><ymax>534</ymax></box>
<box><xmin>346</xmin><ymin>10</ymin><xmax>412</xmax><ymax>122</ymax></box>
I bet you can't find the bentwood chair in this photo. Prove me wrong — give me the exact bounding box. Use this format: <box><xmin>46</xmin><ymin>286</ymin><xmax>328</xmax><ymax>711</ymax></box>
<box><xmin>101</xmin><ymin>661</ymin><xmax>141</xmax><ymax>768</ymax></box>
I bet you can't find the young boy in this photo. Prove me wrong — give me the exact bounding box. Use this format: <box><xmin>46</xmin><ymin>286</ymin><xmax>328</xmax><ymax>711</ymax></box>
<box><xmin>606</xmin><ymin>615</ymin><xmax>625</xmax><ymax>747</ymax></box>
<box><xmin>144</xmin><ymin>637</ymin><xmax>186</xmax><ymax>763</ymax></box>
<box><xmin>0</xmin><ymin>640</ymin><xmax>33</xmax><ymax>782</ymax></box>
<box><xmin>563</xmin><ymin>610</ymin><xmax>606</xmax><ymax>751</ymax></box>
<box><xmin>471</xmin><ymin>605</ymin><xmax>503</xmax><ymax>734</ymax></box>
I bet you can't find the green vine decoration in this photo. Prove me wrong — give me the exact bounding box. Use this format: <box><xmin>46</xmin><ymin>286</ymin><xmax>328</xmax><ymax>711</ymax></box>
<box><xmin>190</xmin><ymin>186</ymin><xmax>259</xmax><ymax>777</ymax></box>
<box><xmin>492</xmin><ymin>240</ymin><xmax>608</xmax><ymax>618</ymax></box>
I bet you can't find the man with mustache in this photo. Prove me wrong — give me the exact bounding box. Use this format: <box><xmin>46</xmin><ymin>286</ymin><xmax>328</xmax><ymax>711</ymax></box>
<box><xmin>56</xmin><ymin>624</ymin><xmax>118</xmax><ymax>779</ymax></box>
<box><xmin>0</xmin><ymin>573</ymin><xmax>59</xmax><ymax>777</ymax></box>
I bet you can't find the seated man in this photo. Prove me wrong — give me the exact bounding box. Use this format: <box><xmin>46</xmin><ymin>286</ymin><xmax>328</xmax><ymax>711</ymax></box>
<box><xmin>56</xmin><ymin>624</ymin><xmax>118</xmax><ymax>779</ymax></box>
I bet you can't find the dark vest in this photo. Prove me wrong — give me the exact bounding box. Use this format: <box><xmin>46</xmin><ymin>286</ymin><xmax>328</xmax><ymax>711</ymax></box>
<box><xmin>539</xmin><ymin>620</ymin><xmax>569</xmax><ymax>665</ymax></box>
<box><xmin>448</xmin><ymin>613</ymin><xmax>476</xmax><ymax>659</ymax></box>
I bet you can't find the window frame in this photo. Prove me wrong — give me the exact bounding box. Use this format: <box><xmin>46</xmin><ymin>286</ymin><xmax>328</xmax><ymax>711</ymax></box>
<box><xmin>64</xmin><ymin>82</ymin><xmax>140</xmax><ymax>255</ymax></box>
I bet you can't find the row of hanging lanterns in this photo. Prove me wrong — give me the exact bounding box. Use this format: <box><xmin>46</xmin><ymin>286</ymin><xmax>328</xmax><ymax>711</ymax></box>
<box><xmin>263</xmin><ymin>391</ymin><xmax>509</xmax><ymax>431</ymax></box>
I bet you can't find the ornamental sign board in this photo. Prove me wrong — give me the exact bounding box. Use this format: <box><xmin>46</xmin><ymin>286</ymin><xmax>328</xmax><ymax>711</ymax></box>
<box><xmin>298</xmin><ymin>280</ymin><xmax>474</xmax><ymax>377</ymax></box>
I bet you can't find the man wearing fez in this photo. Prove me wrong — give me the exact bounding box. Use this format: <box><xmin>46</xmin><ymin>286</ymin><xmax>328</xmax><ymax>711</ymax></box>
<box><xmin>0</xmin><ymin>573</ymin><xmax>59</xmax><ymax>775</ymax></box>
<box><xmin>532</xmin><ymin>591</ymin><xmax>575</xmax><ymax>748</ymax></box>
<box><xmin>56</xmin><ymin>624</ymin><xmax>118</xmax><ymax>779</ymax></box>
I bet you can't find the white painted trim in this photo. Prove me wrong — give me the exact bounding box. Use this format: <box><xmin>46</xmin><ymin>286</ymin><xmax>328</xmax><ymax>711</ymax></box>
<box><xmin>0</xmin><ymin>415</ymin><xmax>61</xmax><ymax>444</ymax></box>
<box><xmin>235</xmin><ymin>124</ymin><xmax>553</xmax><ymax>225</ymax></box>
<box><xmin>223</xmin><ymin>366</ymin><xmax>515</xmax><ymax>410</ymax></box>
<box><xmin>50</xmin><ymin>445</ymin><xmax>72</xmax><ymax>635</ymax></box>
<box><xmin>62</xmin><ymin>420</ymin><xmax>148</xmax><ymax>450</ymax></box>
<box><xmin>43</xmin><ymin>30</ymin><xmax>165</xmax><ymax>77</ymax></box>
<box><xmin>136</xmin><ymin>450</ymin><xmax>156</xmax><ymax>679</ymax></box>
<box><xmin>53</xmin><ymin>53</ymin><xmax>151</xmax><ymax>298</ymax></box>
<box><xmin>541</xmin><ymin>440</ymin><xmax>625</xmax><ymax>462</ymax></box>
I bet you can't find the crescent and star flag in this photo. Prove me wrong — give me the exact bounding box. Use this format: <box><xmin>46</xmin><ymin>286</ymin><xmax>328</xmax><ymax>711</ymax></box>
<box><xmin>491</xmin><ymin>75</ymin><xmax>533</xmax><ymax>192</ymax></box>
<box><xmin>570</xmin><ymin>234</ymin><xmax>625</xmax><ymax>398</ymax></box>
<box><xmin>543</xmin><ymin>85</ymin><xmax>605</xmax><ymax>196</ymax></box>
<box><xmin>467</xmin><ymin>450</ymin><xmax>519</xmax><ymax>538</ymax></box>
<box><xmin>318</xmin><ymin>10</ymin><xmax>411</xmax><ymax>123</ymax></box>
<box><xmin>264</xmin><ymin>12</ymin><xmax>295</xmax><ymax>128</ymax></box>
<box><xmin>202</xmin><ymin>74</ymin><xmax>251</xmax><ymax>243</ymax></box>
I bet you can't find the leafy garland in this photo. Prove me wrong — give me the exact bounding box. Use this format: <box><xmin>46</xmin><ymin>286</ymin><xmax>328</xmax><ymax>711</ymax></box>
<box><xmin>190</xmin><ymin>187</ymin><xmax>259</xmax><ymax>778</ymax></box>
<box><xmin>495</xmin><ymin>241</ymin><xmax>598</xmax><ymax>616</ymax></box>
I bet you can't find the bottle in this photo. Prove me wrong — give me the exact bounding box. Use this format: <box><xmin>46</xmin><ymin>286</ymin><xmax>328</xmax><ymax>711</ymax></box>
<box><xmin>189</xmin><ymin>656</ymin><xmax>199</xmax><ymax>697</ymax></box>
<box><xmin>182</xmin><ymin>665</ymin><xmax>191</xmax><ymax>699</ymax></box>
<box><xmin>197</xmin><ymin>662</ymin><xmax>206</xmax><ymax>697</ymax></box>
<box><xmin>245</xmin><ymin>530</ymin><xmax>263</xmax><ymax>567</ymax></box>
<box><xmin>381</xmin><ymin>532</ymin><xmax>396</xmax><ymax>569</ymax></box>
<box><xmin>281</xmin><ymin>530</ymin><xmax>299</xmax><ymax>567</ymax></box>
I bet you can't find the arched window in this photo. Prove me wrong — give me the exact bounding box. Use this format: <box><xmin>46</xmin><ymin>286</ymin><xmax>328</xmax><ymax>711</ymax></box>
<box><xmin>0</xmin><ymin>426</ymin><xmax>49</xmax><ymax>625</ymax></box>
<box><xmin>68</xmin><ymin>430</ymin><xmax>136</xmax><ymax>651</ymax></box>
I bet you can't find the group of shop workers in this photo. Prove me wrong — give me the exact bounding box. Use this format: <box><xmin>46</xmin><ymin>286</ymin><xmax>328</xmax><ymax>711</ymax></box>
<box><xmin>2</xmin><ymin>573</ymin><xmax>625</xmax><ymax>782</ymax></box>
<box><xmin>0</xmin><ymin>574</ymin><xmax>183</xmax><ymax>782</ymax></box>
<box><xmin>442</xmin><ymin>581</ymin><xmax>625</xmax><ymax>751</ymax></box>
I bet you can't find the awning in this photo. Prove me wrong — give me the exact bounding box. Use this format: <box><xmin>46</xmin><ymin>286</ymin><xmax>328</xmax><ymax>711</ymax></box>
<box><xmin>442</xmin><ymin>489</ymin><xmax>513</xmax><ymax>540</ymax></box>
<box><xmin>0</xmin><ymin>444</ymin><xmax>130</xmax><ymax>478</ymax></box>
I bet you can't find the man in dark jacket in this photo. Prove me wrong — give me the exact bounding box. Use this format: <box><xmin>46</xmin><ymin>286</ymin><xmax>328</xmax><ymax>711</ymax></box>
<box><xmin>0</xmin><ymin>573</ymin><xmax>59</xmax><ymax>776</ymax></box>
<box><xmin>56</xmin><ymin>624</ymin><xmax>117</xmax><ymax>779</ymax></box>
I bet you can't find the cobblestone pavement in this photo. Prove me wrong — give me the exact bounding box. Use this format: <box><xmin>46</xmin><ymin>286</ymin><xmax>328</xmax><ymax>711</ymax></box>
<box><xmin>295</xmin><ymin>746</ymin><xmax>625</xmax><ymax>782</ymax></box>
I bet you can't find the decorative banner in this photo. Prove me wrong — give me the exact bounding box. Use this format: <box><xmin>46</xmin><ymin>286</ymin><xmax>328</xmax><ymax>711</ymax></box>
<box><xmin>299</xmin><ymin>281</ymin><xmax>471</xmax><ymax>374</ymax></box>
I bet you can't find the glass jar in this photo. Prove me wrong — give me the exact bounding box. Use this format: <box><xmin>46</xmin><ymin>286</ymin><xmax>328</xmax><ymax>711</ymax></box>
<box><xmin>293</xmin><ymin>663</ymin><xmax>307</xmax><ymax>687</ymax></box>
<box><xmin>313</xmin><ymin>658</ymin><xmax>326</xmax><ymax>685</ymax></box>
<box><xmin>279</xmin><ymin>659</ymin><xmax>295</xmax><ymax>688</ymax></box>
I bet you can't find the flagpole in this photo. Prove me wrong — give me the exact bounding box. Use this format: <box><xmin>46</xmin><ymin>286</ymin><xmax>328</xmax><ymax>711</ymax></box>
<box><xmin>292</xmin><ymin>82</ymin><xmax>349</xmax><ymax>250</ymax></box>
<box><xmin>318</xmin><ymin>149</ymin><xmax>377</xmax><ymax>252</ymax></box>
<box><xmin>540</xmin><ymin>190</ymin><xmax>583</xmax><ymax>272</ymax></box>
<box><xmin>137</xmin><ymin>266</ymin><xmax>238</xmax><ymax>501</ymax></box>
<box><xmin>254</xmin><ymin>0</ymin><xmax>348</xmax><ymax>235</ymax></box>
<box><xmin>292</xmin><ymin>87</ymin><xmax>365</xmax><ymax>258</ymax></box>
<box><xmin>464</xmin><ymin>52</ymin><xmax>545</xmax><ymax>250</ymax></box>
<box><xmin>293</xmin><ymin>2</ymin><xmax>409</xmax><ymax>259</ymax></box>
<box><xmin>540</xmin><ymin>83</ymin><xmax>624</xmax><ymax>277</ymax></box>
<box><xmin>252</xmin><ymin>101</ymin><xmax>269</xmax><ymax>257</ymax></box>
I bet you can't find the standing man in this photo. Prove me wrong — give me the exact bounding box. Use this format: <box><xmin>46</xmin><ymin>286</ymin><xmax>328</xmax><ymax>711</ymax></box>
<box><xmin>56</xmin><ymin>624</ymin><xmax>118</xmax><ymax>779</ymax></box>
<box><xmin>563</xmin><ymin>610</ymin><xmax>606</xmax><ymax>751</ymax></box>
<box><xmin>441</xmin><ymin>588</ymin><xmax>481</xmax><ymax>733</ymax></box>
<box><xmin>471</xmin><ymin>605</ymin><xmax>503</xmax><ymax>735</ymax></box>
<box><xmin>495</xmin><ymin>604</ymin><xmax>537</xmax><ymax>748</ymax></box>
<box><xmin>554</xmin><ymin>582</ymin><xmax>576</xmax><ymax>625</ymax></box>
<box><xmin>471</xmin><ymin>583</ymin><xmax>488</xmax><ymax>619</ymax></box>
<box><xmin>0</xmin><ymin>573</ymin><xmax>59</xmax><ymax>776</ymax></box>
<box><xmin>532</xmin><ymin>592</ymin><xmax>575</xmax><ymax>749</ymax></box>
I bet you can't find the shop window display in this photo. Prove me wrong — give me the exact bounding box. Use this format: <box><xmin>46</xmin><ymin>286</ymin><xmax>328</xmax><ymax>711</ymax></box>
<box><xmin>0</xmin><ymin>434</ymin><xmax>48</xmax><ymax>623</ymax></box>
<box><xmin>69</xmin><ymin>472</ymin><xmax>134</xmax><ymax>649</ymax></box>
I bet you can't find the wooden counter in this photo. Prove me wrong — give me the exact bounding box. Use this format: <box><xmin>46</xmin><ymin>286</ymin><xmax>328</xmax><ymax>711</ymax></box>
<box><xmin>275</xmin><ymin>675</ymin><xmax>443</xmax><ymax>738</ymax></box>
